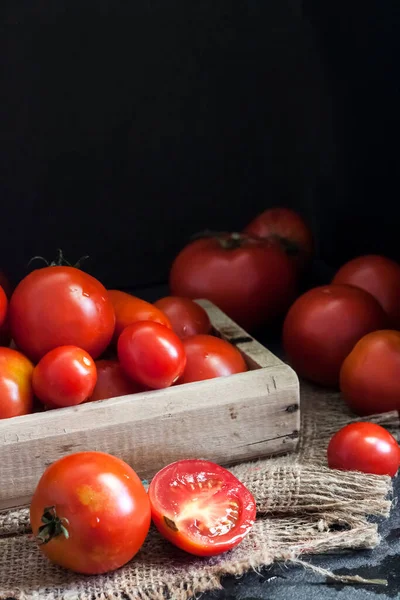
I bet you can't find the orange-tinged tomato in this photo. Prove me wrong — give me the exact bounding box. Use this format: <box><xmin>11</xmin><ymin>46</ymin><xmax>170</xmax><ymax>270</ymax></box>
<box><xmin>30</xmin><ymin>452</ymin><xmax>151</xmax><ymax>575</ymax></box>
<box><xmin>0</xmin><ymin>347</ymin><xmax>34</xmax><ymax>418</ymax></box>
<box><xmin>108</xmin><ymin>290</ymin><xmax>172</xmax><ymax>342</ymax></box>
<box><xmin>340</xmin><ymin>330</ymin><xmax>400</xmax><ymax>415</ymax></box>
<box><xmin>149</xmin><ymin>459</ymin><xmax>256</xmax><ymax>556</ymax></box>
<box><xmin>154</xmin><ymin>296</ymin><xmax>212</xmax><ymax>339</ymax></box>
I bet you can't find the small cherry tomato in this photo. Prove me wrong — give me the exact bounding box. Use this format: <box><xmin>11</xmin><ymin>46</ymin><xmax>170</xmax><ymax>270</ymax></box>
<box><xmin>282</xmin><ymin>284</ymin><xmax>387</xmax><ymax>387</ymax></box>
<box><xmin>30</xmin><ymin>451</ymin><xmax>151</xmax><ymax>574</ymax></box>
<box><xmin>169</xmin><ymin>234</ymin><xmax>297</xmax><ymax>331</ymax></box>
<box><xmin>88</xmin><ymin>359</ymin><xmax>144</xmax><ymax>402</ymax></box>
<box><xmin>0</xmin><ymin>347</ymin><xmax>34</xmax><ymax>418</ymax></box>
<box><xmin>153</xmin><ymin>296</ymin><xmax>212</xmax><ymax>339</ymax></box>
<box><xmin>118</xmin><ymin>321</ymin><xmax>186</xmax><ymax>389</ymax></box>
<box><xmin>33</xmin><ymin>346</ymin><xmax>97</xmax><ymax>408</ymax></box>
<box><xmin>333</xmin><ymin>255</ymin><xmax>400</xmax><ymax>328</ymax></box>
<box><xmin>0</xmin><ymin>286</ymin><xmax>7</xmax><ymax>328</ymax></box>
<box><xmin>149</xmin><ymin>459</ymin><xmax>256</xmax><ymax>556</ymax></box>
<box><xmin>108</xmin><ymin>290</ymin><xmax>172</xmax><ymax>342</ymax></box>
<box><xmin>244</xmin><ymin>207</ymin><xmax>314</xmax><ymax>271</ymax></box>
<box><xmin>181</xmin><ymin>334</ymin><xmax>247</xmax><ymax>384</ymax></box>
<box><xmin>327</xmin><ymin>422</ymin><xmax>400</xmax><ymax>477</ymax></box>
<box><xmin>340</xmin><ymin>330</ymin><xmax>400</xmax><ymax>415</ymax></box>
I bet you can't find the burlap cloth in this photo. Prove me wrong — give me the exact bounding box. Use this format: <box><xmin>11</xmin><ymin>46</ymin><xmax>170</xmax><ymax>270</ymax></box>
<box><xmin>0</xmin><ymin>382</ymin><xmax>398</xmax><ymax>600</ymax></box>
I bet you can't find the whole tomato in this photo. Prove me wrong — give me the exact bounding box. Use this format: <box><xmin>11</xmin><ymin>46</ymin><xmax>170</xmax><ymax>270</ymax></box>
<box><xmin>30</xmin><ymin>452</ymin><xmax>151</xmax><ymax>575</ymax></box>
<box><xmin>88</xmin><ymin>359</ymin><xmax>144</xmax><ymax>402</ymax></box>
<box><xmin>9</xmin><ymin>266</ymin><xmax>115</xmax><ymax>362</ymax></box>
<box><xmin>243</xmin><ymin>207</ymin><xmax>313</xmax><ymax>271</ymax></box>
<box><xmin>169</xmin><ymin>233</ymin><xmax>297</xmax><ymax>331</ymax></box>
<box><xmin>328</xmin><ymin>422</ymin><xmax>400</xmax><ymax>476</ymax></box>
<box><xmin>0</xmin><ymin>347</ymin><xmax>34</xmax><ymax>418</ymax></box>
<box><xmin>340</xmin><ymin>330</ymin><xmax>400</xmax><ymax>415</ymax></box>
<box><xmin>118</xmin><ymin>321</ymin><xmax>186</xmax><ymax>389</ymax></box>
<box><xmin>333</xmin><ymin>255</ymin><xmax>400</xmax><ymax>328</ymax></box>
<box><xmin>0</xmin><ymin>271</ymin><xmax>13</xmax><ymax>299</ymax></box>
<box><xmin>108</xmin><ymin>290</ymin><xmax>172</xmax><ymax>342</ymax></box>
<box><xmin>149</xmin><ymin>459</ymin><xmax>256</xmax><ymax>557</ymax></box>
<box><xmin>153</xmin><ymin>296</ymin><xmax>212</xmax><ymax>339</ymax></box>
<box><xmin>0</xmin><ymin>286</ymin><xmax>7</xmax><ymax>328</ymax></box>
<box><xmin>282</xmin><ymin>284</ymin><xmax>387</xmax><ymax>387</ymax></box>
<box><xmin>181</xmin><ymin>334</ymin><xmax>247</xmax><ymax>384</ymax></box>
<box><xmin>33</xmin><ymin>346</ymin><xmax>97</xmax><ymax>408</ymax></box>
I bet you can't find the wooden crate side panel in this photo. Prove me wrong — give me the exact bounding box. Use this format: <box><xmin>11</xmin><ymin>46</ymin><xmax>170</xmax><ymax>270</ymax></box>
<box><xmin>0</xmin><ymin>364</ymin><xmax>299</xmax><ymax>510</ymax></box>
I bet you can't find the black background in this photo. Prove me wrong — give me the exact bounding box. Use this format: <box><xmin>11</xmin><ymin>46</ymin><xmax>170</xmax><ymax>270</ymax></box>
<box><xmin>1</xmin><ymin>0</ymin><xmax>399</xmax><ymax>289</ymax></box>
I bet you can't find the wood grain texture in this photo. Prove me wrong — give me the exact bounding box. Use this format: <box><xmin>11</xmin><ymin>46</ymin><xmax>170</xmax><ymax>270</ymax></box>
<box><xmin>0</xmin><ymin>301</ymin><xmax>300</xmax><ymax>510</ymax></box>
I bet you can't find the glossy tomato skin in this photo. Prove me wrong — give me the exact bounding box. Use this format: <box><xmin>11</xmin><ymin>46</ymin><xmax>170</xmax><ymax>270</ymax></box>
<box><xmin>244</xmin><ymin>207</ymin><xmax>313</xmax><ymax>270</ymax></box>
<box><xmin>108</xmin><ymin>290</ymin><xmax>172</xmax><ymax>342</ymax></box>
<box><xmin>340</xmin><ymin>330</ymin><xmax>400</xmax><ymax>415</ymax></box>
<box><xmin>153</xmin><ymin>296</ymin><xmax>212</xmax><ymax>339</ymax></box>
<box><xmin>333</xmin><ymin>255</ymin><xmax>400</xmax><ymax>328</ymax></box>
<box><xmin>328</xmin><ymin>423</ymin><xmax>400</xmax><ymax>476</ymax></box>
<box><xmin>30</xmin><ymin>451</ymin><xmax>151</xmax><ymax>574</ymax></box>
<box><xmin>170</xmin><ymin>235</ymin><xmax>297</xmax><ymax>331</ymax></box>
<box><xmin>282</xmin><ymin>284</ymin><xmax>387</xmax><ymax>387</ymax></box>
<box><xmin>33</xmin><ymin>346</ymin><xmax>97</xmax><ymax>408</ymax></box>
<box><xmin>9</xmin><ymin>267</ymin><xmax>115</xmax><ymax>362</ymax></box>
<box><xmin>181</xmin><ymin>334</ymin><xmax>247</xmax><ymax>384</ymax></box>
<box><xmin>118</xmin><ymin>321</ymin><xmax>186</xmax><ymax>389</ymax></box>
<box><xmin>0</xmin><ymin>347</ymin><xmax>34</xmax><ymax>418</ymax></box>
<box><xmin>149</xmin><ymin>459</ymin><xmax>256</xmax><ymax>557</ymax></box>
<box><xmin>88</xmin><ymin>359</ymin><xmax>144</xmax><ymax>402</ymax></box>
<box><xmin>0</xmin><ymin>286</ymin><xmax>7</xmax><ymax>328</ymax></box>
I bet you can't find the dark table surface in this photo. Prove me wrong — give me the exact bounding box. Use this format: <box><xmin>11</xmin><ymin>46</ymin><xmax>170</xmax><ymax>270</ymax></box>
<box><xmin>136</xmin><ymin>277</ymin><xmax>400</xmax><ymax>600</ymax></box>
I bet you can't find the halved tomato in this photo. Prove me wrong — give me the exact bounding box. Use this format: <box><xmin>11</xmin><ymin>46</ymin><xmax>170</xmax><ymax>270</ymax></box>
<box><xmin>148</xmin><ymin>459</ymin><xmax>256</xmax><ymax>557</ymax></box>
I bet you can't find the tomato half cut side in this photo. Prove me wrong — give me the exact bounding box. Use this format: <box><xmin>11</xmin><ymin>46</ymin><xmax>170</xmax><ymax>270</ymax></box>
<box><xmin>148</xmin><ymin>459</ymin><xmax>256</xmax><ymax>557</ymax></box>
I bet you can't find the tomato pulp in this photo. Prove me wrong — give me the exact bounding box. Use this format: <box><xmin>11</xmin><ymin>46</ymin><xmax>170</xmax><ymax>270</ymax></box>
<box><xmin>149</xmin><ymin>459</ymin><xmax>256</xmax><ymax>556</ymax></box>
<box><xmin>30</xmin><ymin>452</ymin><xmax>151</xmax><ymax>574</ymax></box>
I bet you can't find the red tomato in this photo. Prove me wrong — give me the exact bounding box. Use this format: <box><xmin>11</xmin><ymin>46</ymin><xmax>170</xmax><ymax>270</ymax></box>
<box><xmin>118</xmin><ymin>321</ymin><xmax>186</xmax><ymax>389</ymax></box>
<box><xmin>33</xmin><ymin>346</ymin><xmax>97</xmax><ymax>408</ymax></box>
<box><xmin>169</xmin><ymin>234</ymin><xmax>297</xmax><ymax>331</ymax></box>
<box><xmin>30</xmin><ymin>451</ymin><xmax>151</xmax><ymax>574</ymax></box>
<box><xmin>181</xmin><ymin>334</ymin><xmax>247</xmax><ymax>384</ymax></box>
<box><xmin>149</xmin><ymin>459</ymin><xmax>256</xmax><ymax>556</ymax></box>
<box><xmin>244</xmin><ymin>207</ymin><xmax>314</xmax><ymax>271</ymax></box>
<box><xmin>327</xmin><ymin>422</ymin><xmax>400</xmax><ymax>477</ymax></box>
<box><xmin>340</xmin><ymin>330</ymin><xmax>400</xmax><ymax>415</ymax></box>
<box><xmin>153</xmin><ymin>296</ymin><xmax>212</xmax><ymax>339</ymax></box>
<box><xmin>333</xmin><ymin>255</ymin><xmax>400</xmax><ymax>328</ymax></box>
<box><xmin>0</xmin><ymin>347</ymin><xmax>34</xmax><ymax>418</ymax></box>
<box><xmin>108</xmin><ymin>290</ymin><xmax>172</xmax><ymax>342</ymax></box>
<box><xmin>88</xmin><ymin>359</ymin><xmax>144</xmax><ymax>402</ymax></box>
<box><xmin>9</xmin><ymin>267</ymin><xmax>115</xmax><ymax>362</ymax></box>
<box><xmin>0</xmin><ymin>271</ymin><xmax>13</xmax><ymax>299</ymax></box>
<box><xmin>282</xmin><ymin>284</ymin><xmax>387</xmax><ymax>387</ymax></box>
<box><xmin>0</xmin><ymin>286</ymin><xmax>7</xmax><ymax>328</ymax></box>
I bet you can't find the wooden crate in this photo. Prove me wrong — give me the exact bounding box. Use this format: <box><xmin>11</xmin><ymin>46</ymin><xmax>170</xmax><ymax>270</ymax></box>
<box><xmin>0</xmin><ymin>300</ymin><xmax>300</xmax><ymax>510</ymax></box>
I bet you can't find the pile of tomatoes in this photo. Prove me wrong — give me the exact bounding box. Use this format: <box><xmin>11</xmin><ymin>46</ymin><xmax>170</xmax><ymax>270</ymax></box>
<box><xmin>0</xmin><ymin>260</ymin><xmax>251</xmax><ymax>418</ymax></box>
<box><xmin>171</xmin><ymin>208</ymin><xmax>400</xmax><ymax>479</ymax></box>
